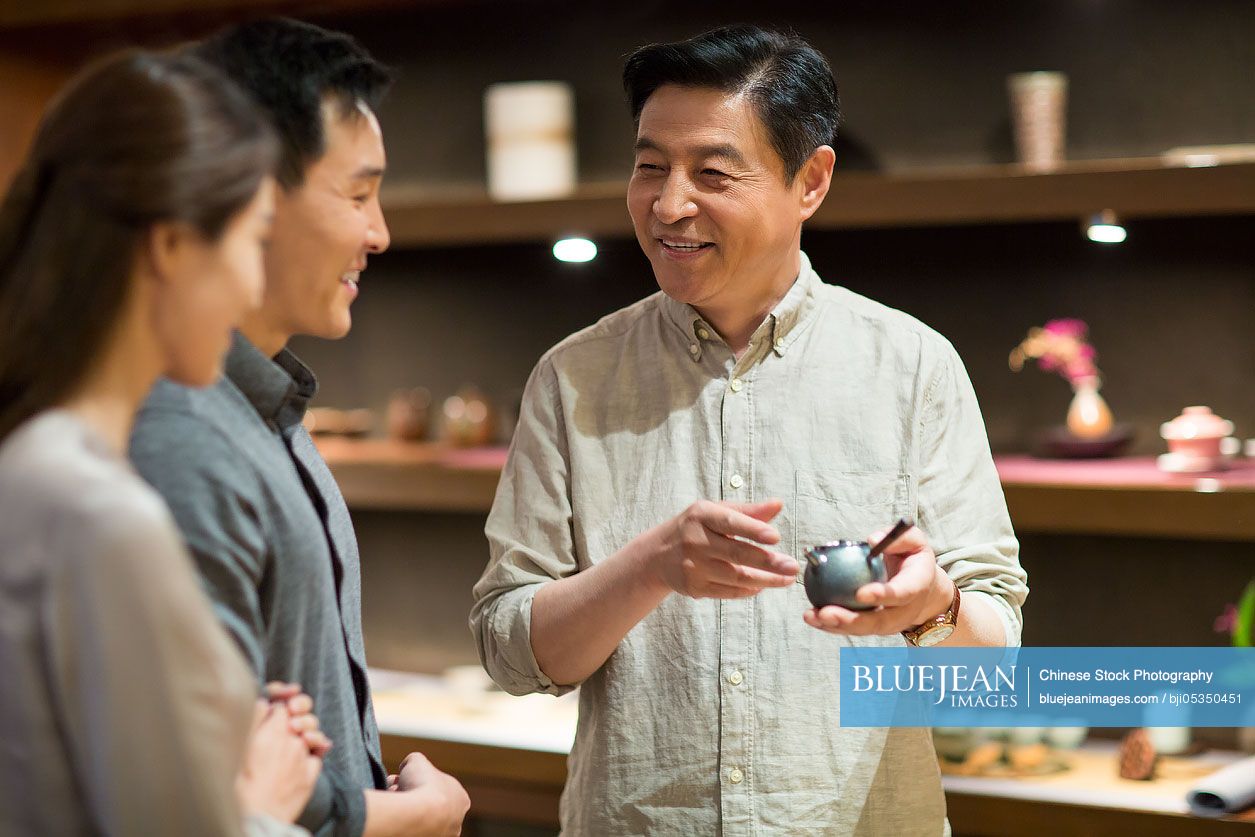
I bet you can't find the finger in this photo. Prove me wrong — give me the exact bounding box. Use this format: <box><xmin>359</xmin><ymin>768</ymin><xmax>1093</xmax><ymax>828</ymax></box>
<box><xmin>867</xmin><ymin>524</ymin><xmax>928</xmax><ymax>557</ymax></box>
<box><xmin>806</xmin><ymin>604</ymin><xmax>913</xmax><ymax>636</ymax></box>
<box><xmin>286</xmin><ymin>693</ymin><xmax>314</xmax><ymax>716</ymax></box>
<box><xmin>714</xmin><ymin>538</ymin><xmax>798</xmax><ymax>576</ymax></box>
<box><xmin>707</xmin><ymin>557</ymin><xmax>797</xmax><ymax>590</ymax></box>
<box><xmin>857</xmin><ymin>554</ymin><xmax>935</xmax><ymax>608</ymax></box>
<box><xmin>264</xmin><ymin>681</ymin><xmax>301</xmax><ymax>701</ymax></box>
<box><xmin>699</xmin><ymin>503</ymin><xmax>781</xmax><ymax>544</ymax></box>
<box><xmin>289</xmin><ymin>713</ymin><xmax>320</xmax><ymax>735</ymax></box>
<box><xmin>722</xmin><ymin>498</ymin><xmax>784</xmax><ymax>525</ymax></box>
<box><xmin>304</xmin><ymin>730</ymin><xmax>333</xmax><ymax>757</ymax></box>
<box><xmin>704</xmin><ymin>581</ymin><xmax>760</xmax><ymax>599</ymax></box>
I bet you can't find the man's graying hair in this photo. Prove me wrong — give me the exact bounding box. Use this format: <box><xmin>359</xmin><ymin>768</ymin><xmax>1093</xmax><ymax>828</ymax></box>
<box><xmin>623</xmin><ymin>24</ymin><xmax>840</xmax><ymax>181</ymax></box>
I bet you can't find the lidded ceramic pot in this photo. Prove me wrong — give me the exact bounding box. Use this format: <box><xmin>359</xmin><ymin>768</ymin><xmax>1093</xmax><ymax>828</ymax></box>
<box><xmin>1158</xmin><ymin>406</ymin><xmax>1240</xmax><ymax>472</ymax></box>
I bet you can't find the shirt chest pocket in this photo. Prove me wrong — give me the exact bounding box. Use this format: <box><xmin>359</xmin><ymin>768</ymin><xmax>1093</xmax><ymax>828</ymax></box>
<box><xmin>790</xmin><ymin>470</ymin><xmax>914</xmax><ymax>583</ymax></box>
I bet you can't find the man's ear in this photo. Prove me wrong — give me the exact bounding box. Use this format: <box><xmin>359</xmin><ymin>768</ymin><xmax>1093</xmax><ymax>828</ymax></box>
<box><xmin>797</xmin><ymin>145</ymin><xmax>835</xmax><ymax>222</ymax></box>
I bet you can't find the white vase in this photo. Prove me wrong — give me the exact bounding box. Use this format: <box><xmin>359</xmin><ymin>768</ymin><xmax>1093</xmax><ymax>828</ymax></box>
<box><xmin>1067</xmin><ymin>379</ymin><xmax>1113</xmax><ymax>438</ymax></box>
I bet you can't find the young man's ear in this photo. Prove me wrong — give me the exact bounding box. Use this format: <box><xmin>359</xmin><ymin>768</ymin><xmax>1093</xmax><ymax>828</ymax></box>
<box><xmin>797</xmin><ymin>145</ymin><xmax>836</xmax><ymax>222</ymax></box>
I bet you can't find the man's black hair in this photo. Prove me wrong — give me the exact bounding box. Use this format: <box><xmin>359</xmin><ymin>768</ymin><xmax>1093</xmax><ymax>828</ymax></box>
<box><xmin>193</xmin><ymin>18</ymin><xmax>394</xmax><ymax>188</ymax></box>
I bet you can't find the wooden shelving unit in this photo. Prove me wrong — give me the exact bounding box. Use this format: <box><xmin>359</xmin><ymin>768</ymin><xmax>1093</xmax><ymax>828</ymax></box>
<box><xmin>316</xmin><ymin>437</ymin><xmax>506</xmax><ymax>514</ymax></box>
<box><xmin>380</xmin><ymin>158</ymin><xmax>1255</xmax><ymax>248</ymax></box>
<box><xmin>317</xmin><ymin>439</ymin><xmax>1255</xmax><ymax>540</ymax></box>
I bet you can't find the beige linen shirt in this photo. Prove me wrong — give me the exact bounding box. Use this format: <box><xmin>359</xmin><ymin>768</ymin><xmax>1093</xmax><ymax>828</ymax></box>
<box><xmin>472</xmin><ymin>251</ymin><xmax>1028</xmax><ymax>836</ymax></box>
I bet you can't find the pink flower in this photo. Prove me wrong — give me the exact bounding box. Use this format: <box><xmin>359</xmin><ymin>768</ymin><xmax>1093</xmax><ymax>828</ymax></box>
<box><xmin>1214</xmin><ymin>604</ymin><xmax>1238</xmax><ymax>635</ymax></box>
<box><xmin>1043</xmin><ymin>319</ymin><xmax>1088</xmax><ymax>339</ymax></box>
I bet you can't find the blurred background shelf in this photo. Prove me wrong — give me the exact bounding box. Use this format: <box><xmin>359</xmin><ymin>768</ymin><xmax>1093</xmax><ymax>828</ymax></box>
<box><xmin>378</xmin><ymin>159</ymin><xmax>1255</xmax><ymax>248</ymax></box>
<box><xmin>315</xmin><ymin>437</ymin><xmax>507</xmax><ymax>514</ymax></box>
<box><xmin>318</xmin><ymin>438</ymin><xmax>1255</xmax><ymax>540</ymax></box>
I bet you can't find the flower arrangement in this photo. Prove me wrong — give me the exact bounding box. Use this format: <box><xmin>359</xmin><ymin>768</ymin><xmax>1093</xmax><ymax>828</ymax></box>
<box><xmin>1009</xmin><ymin>319</ymin><xmax>1114</xmax><ymax>440</ymax></box>
<box><xmin>1215</xmin><ymin>580</ymin><xmax>1255</xmax><ymax>647</ymax></box>
<box><xmin>1008</xmin><ymin>318</ymin><xmax>1100</xmax><ymax>387</ymax></box>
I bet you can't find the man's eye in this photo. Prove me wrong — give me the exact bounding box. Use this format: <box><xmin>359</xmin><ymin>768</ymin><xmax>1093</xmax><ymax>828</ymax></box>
<box><xmin>702</xmin><ymin>169</ymin><xmax>728</xmax><ymax>177</ymax></box>
<box><xmin>353</xmin><ymin>195</ymin><xmax>370</xmax><ymax>203</ymax></box>
<box><xmin>636</xmin><ymin>163</ymin><xmax>662</xmax><ymax>172</ymax></box>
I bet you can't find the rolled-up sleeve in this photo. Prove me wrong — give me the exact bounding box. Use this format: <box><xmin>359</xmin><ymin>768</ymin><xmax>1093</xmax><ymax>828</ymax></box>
<box><xmin>472</xmin><ymin>358</ymin><xmax>579</xmax><ymax>696</ymax></box>
<box><xmin>917</xmin><ymin>341</ymin><xmax>1029</xmax><ymax>646</ymax></box>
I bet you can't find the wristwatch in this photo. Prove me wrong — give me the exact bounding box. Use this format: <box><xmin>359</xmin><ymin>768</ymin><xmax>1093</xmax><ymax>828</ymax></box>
<box><xmin>902</xmin><ymin>579</ymin><xmax>961</xmax><ymax>647</ymax></box>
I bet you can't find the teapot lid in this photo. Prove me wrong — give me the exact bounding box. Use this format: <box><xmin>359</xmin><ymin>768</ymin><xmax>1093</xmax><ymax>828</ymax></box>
<box><xmin>1160</xmin><ymin>406</ymin><xmax>1234</xmax><ymax>440</ymax></box>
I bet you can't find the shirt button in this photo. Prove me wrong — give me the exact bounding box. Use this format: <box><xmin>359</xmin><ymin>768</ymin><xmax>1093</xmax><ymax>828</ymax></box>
<box><xmin>689</xmin><ymin>343</ymin><xmax>699</xmax><ymax>355</ymax></box>
<box><xmin>729</xmin><ymin>768</ymin><xmax>744</xmax><ymax>784</ymax></box>
<box><xmin>697</xmin><ymin>327</ymin><xmax>711</xmax><ymax>340</ymax></box>
<box><xmin>774</xmin><ymin>336</ymin><xmax>785</xmax><ymax>349</ymax></box>
<box><xmin>730</xmin><ymin>378</ymin><xmax>744</xmax><ymax>393</ymax></box>
<box><xmin>729</xmin><ymin>474</ymin><xmax>744</xmax><ymax>489</ymax></box>
<box><xmin>728</xmin><ymin>669</ymin><xmax>744</xmax><ymax>686</ymax></box>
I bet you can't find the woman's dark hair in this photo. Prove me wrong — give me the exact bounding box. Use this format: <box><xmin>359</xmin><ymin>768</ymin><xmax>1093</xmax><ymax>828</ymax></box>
<box><xmin>623</xmin><ymin>24</ymin><xmax>840</xmax><ymax>181</ymax></box>
<box><xmin>0</xmin><ymin>49</ymin><xmax>278</xmax><ymax>441</ymax></box>
<box><xmin>191</xmin><ymin>18</ymin><xmax>394</xmax><ymax>189</ymax></box>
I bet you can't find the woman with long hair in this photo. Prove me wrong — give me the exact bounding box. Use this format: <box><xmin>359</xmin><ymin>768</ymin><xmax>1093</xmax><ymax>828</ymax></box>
<box><xmin>0</xmin><ymin>50</ymin><xmax>324</xmax><ymax>835</ymax></box>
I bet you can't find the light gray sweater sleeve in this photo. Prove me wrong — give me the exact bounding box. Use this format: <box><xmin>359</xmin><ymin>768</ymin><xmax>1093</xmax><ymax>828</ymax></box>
<box><xmin>43</xmin><ymin>498</ymin><xmax>256</xmax><ymax>837</ymax></box>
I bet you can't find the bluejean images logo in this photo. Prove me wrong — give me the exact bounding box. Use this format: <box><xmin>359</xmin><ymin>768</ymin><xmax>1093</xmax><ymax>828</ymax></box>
<box><xmin>839</xmin><ymin>647</ymin><xmax>1255</xmax><ymax>728</ymax></box>
<box><xmin>851</xmin><ymin>660</ymin><xmax>1018</xmax><ymax>708</ymax></box>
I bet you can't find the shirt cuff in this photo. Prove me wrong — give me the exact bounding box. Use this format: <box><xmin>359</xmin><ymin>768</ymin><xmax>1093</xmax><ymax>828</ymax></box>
<box><xmin>482</xmin><ymin>582</ymin><xmax>576</xmax><ymax>697</ymax></box>
<box><xmin>297</xmin><ymin>765</ymin><xmax>367</xmax><ymax>837</ymax></box>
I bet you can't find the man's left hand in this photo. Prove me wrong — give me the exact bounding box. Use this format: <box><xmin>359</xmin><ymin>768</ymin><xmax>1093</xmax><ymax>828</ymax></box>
<box><xmin>803</xmin><ymin>523</ymin><xmax>954</xmax><ymax>636</ymax></box>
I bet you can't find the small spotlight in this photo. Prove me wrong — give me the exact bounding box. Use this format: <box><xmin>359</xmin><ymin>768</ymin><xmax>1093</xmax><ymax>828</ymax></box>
<box><xmin>1085</xmin><ymin>209</ymin><xmax>1126</xmax><ymax>244</ymax></box>
<box><xmin>553</xmin><ymin>237</ymin><xmax>597</xmax><ymax>263</ymax></box>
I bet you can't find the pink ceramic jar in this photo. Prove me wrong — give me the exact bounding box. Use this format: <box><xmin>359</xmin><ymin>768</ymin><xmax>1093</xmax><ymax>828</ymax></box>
<box><xmin>1159</xmin><ymin>406</ymin><xmax>1234</xmax><ymax>461</ymax></box>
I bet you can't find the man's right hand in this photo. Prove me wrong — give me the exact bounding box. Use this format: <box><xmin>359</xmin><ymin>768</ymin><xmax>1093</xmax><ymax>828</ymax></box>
<box><xmin>648</xmin><ymin>499</ymin><xmax>797</xmax><ymax>598</ymax></box>
<box><xmin>396</xmin><ymin>752</ymin><xmax>470</xmax><ymax>836</ymax></box>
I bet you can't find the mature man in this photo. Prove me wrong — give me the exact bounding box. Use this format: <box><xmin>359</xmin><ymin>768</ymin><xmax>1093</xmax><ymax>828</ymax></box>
<box><xmin>131</xmin><ymin>19</ymin><xmax>468</xmax><ymax>837</ymax></box>
<box><xmin>472</xmin><ymin>25</ymin><xmax>1028</xmax><ymax>835</ymax></box>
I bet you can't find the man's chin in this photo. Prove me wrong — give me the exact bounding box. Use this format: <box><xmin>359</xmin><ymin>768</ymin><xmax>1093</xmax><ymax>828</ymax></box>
<box><xmin>305</xmin><ymin>313</ymin><xmax>352</xmax><ymax>341</ymax></box>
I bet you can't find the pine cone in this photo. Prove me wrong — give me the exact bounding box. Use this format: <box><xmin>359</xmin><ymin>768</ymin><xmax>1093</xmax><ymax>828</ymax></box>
<box><xmin>1118</xmin><ymin>728</ymin><xmax>1158</xmax><ymax>781</ymax></box>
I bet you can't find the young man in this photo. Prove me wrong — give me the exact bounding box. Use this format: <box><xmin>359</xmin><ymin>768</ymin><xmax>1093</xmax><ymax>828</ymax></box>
<box><xmin>131</xmin><ymin>19</ymin><xmax>468</xmax><ymax>837</ymax></box>
<box><xmin>472</xmin><ymin>26</ymin><xmax>1028</xmax><ymax>835</ymax></box>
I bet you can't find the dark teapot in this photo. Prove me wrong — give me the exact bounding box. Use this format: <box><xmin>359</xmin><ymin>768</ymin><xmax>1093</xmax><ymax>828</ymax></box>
<box><xmin>802</xmin><ymin>518</ymin><xmax>913</xmax><ymax>610</ymax></box>
<box><xmin>802</xmin><ymin>540</ymin><xmax>886</xmax><ymax>610</ymax></box>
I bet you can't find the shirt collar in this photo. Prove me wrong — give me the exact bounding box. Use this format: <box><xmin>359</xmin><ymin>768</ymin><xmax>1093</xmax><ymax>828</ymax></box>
<box><xmin>223</xmin><ymin>331</ymin><xmax>318</xmax><ymax>431</ymax></box>
<box><xmin>661</xmin><ymin>250</ymin><xmax>822</xmax><ymax>362</ymax></box>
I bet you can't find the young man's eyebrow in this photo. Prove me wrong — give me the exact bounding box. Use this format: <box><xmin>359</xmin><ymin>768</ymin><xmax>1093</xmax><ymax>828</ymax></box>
<box><xmin>351</xmin><ymin>165</ymin><xmax>385</xmax><ymax>180</ymax></box>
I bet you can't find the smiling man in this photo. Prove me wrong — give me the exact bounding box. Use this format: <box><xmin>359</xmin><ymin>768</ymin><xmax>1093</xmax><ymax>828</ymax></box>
<box><xmin>472</xmin><ymin>25</ymin><xmax>1027</xmax><ymax>835</ymax></box>
<box><xmin>131</xmin><ymin>19</ymin><xmax>468</xmax><ymax>837</ymax></box>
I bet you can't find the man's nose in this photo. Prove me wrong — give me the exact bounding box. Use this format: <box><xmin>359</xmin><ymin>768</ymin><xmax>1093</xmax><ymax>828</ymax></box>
<box><xmin>653</xmin><ymin>174</ymin><xmax>698</xmax><ymax>225</ymax></box>
<box><xmin>366</xmin><ymin>196</ymin><xmax>390</xmax><ymax>254</ymax></box>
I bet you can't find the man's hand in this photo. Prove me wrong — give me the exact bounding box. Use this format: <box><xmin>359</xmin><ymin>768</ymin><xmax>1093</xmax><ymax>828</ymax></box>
<box><xmin>649</xmin><ymin>499</ymin><xmax>797</xmax><ymax>599</ymax></box>
<box><xmin>395</xmin><ymin>752</ymin><xmax>470</xmax><ymax>836</ymax></box>
<box><xmin>803</xmin><ymin>523</ymin><xmax>954</xmax><ymax>636</ymax></box>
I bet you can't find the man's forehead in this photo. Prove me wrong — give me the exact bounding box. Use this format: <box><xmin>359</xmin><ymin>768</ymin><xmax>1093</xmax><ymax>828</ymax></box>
<box><xmin>314</xmin><ymin>97</ymin><xmax>386</xmax><ymax>176</ymax></box>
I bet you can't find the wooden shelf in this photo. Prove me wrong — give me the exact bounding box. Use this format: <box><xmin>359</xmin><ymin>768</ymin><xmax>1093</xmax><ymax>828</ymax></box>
<box><xmin>997</xmin><ymin>456</ymin><xmax>1255</xmax><ymax>542</ymax></box>
<box><xmin>380</xmin><ymin>159</ymin><xmax>1255</xmax><ymax>248</ymax></box>
<box><xmin>318</xmin><ymin>439</ymin><xmax>1255</xmax><ymax>540</ymax></box>
<box><xmin>315</xmin><ymin>437</ymin><xmax>506</xmax><ymax>514</ymax></box>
